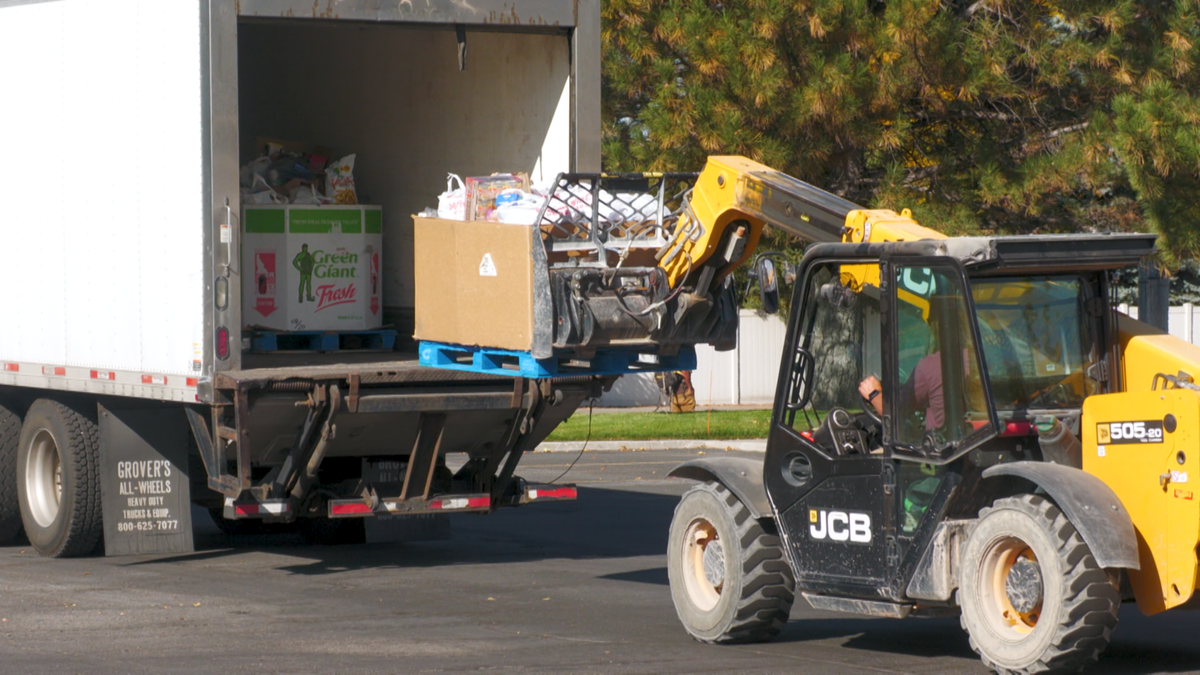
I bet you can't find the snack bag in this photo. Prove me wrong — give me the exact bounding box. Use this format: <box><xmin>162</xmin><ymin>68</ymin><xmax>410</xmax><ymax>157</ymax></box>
<box><xmin>325</xmin><ymin>154</ymin><xmax>358</xmax><ymax>205</ymax></box>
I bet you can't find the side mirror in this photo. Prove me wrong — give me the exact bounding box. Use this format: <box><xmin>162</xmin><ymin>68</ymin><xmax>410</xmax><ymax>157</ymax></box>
<box><xmin>758</xmin><ymin>257</ymin><xmax>780</xmax><ymax>314</ymax></box>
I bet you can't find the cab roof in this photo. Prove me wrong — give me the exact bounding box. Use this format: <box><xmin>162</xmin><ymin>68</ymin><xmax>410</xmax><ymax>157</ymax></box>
<box><xmin>807</xmin><ymin>233</ymin><xmax>1156</xmax><ymax>276</ymax></box>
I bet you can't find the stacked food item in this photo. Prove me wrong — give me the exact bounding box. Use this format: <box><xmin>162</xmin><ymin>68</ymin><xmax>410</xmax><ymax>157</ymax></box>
<box><xmin>240</xmin><ymin>140</ymin><xmax>358</xmax><ymax>206</ymax></box>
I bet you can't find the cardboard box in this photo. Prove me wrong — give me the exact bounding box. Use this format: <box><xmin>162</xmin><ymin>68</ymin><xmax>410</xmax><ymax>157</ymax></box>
<box><xmin>413</xmin><ymin>216</ymin><xmax>534</xmax><ymax>351</ymax></box>
<box><xmin>243</xmin><ymin>205</ymin><xmax>383</xmax><ymax>332</ymax></box>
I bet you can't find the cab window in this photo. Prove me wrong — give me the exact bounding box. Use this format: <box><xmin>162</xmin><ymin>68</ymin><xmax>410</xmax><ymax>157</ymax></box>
<box><xmin>971</xmin><ymin>276</ymin><xmax>1097</xmax><ymax>410</ymax></box>
<box><xmin>784</xmin><ymin>261</ymin><xmax>882</xmax><ymax>432</ymax></box>
<box><xmin>893</xmin><ymin>266</ymin><xmax>990</xmax><ymax>449</ymax></box>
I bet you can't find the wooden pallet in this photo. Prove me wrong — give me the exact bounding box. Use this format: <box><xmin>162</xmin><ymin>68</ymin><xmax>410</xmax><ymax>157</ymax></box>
<box><xmin>251</xmin><ymin>329</ymin><xmax>397</xmax><ymax>353</ymax></box>
<box><xmin>418</xmin><ymin>341</ymin><xmax>696</xmax><ymax>378</ymax></box>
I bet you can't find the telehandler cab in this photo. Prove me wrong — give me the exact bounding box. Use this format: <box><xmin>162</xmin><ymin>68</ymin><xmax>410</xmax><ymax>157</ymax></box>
<box><xmin>661</xmin><ymin>157</ymin><xmax>1194</xmax><ymax>673</ymax></box>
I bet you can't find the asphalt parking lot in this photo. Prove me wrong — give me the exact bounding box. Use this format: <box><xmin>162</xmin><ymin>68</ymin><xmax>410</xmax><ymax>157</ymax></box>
<box><xmin>3</xmin><ymin>448</ymin><xmax>1200</xmax><ymax>673</ymax></box>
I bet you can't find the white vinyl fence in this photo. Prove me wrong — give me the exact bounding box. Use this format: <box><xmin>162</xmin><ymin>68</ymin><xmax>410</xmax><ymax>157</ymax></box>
<box><xmin>599</xmin><ymin>305</ymin><xmax>1200</xmax><ymax>408</ymax></box>
<box><xmin>1116</xmin><ymin>304</ymin><xmax>1200</xmax><ymax>344</ymax></box>
<box><xmin>599</xmin><ymin>310</ymin><xmax>787</xmax><ymax>407</ymax></box>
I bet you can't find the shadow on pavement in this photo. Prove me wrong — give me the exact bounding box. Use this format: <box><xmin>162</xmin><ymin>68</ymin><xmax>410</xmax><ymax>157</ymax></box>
<box><xmin>599</xmin><ymin>566</ymin><xmax>669</xmax><ymax>586</ymax></box>
<box><xmin>126</xmin><ymin>485</ymin><xmax>679</xmax><ymax>573</ymax></box>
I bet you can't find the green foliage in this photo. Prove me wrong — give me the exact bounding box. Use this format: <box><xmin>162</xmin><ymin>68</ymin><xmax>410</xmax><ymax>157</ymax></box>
<box><xmin>602</xmin><ymin>0</ymin><xmax>1200</xmax><ymax>264</ymax></box>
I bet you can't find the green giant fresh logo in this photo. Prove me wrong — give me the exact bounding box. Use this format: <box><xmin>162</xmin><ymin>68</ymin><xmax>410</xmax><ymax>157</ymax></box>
<box><xmin>294</xmin><ymin>242</ymin><xmax>359</xmax><ymax>311</ymax></box>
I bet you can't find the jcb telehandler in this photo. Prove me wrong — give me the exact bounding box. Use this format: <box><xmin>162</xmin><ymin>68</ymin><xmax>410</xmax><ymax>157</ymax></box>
<box><xmin>657</xmin><ymin>156</ymin><xmax>1199</xmax><ymax>673</ymax></box>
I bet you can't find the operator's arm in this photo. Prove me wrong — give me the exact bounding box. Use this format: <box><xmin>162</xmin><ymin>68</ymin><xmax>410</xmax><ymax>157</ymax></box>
<box><xmin>858</xmin><ymin>376</ymin><xmax>884</xmax><ymax>415</ymax></box>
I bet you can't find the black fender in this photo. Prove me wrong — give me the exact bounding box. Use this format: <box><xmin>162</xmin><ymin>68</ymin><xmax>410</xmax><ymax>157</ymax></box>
<box><xmin>668</xmin><ymin>456</ymin><xmax>771</xmax><ymax>520</ymax></box>
<box><xmin>982</xmin><ymin>461</ymin><xmax>1139</xmax><ymax>570</ymax></box>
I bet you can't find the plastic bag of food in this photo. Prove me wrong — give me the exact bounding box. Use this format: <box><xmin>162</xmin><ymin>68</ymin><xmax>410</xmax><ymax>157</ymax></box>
<box><xmin>240</xmin><ymin>156</ymin><xmax>272</xmax><ymax>188</ymax></box>
<box><xmin>325</xmin><ymin>154</ymin><xmax>358</xmax><ymax>205</ymax></box>
<box><xmin>437</xmin><ymin>173</ymin><xmax>467</xmax><ymax>220</ymax></box>
<box><xmin>493</xmin><ymin>189</ymin><xmax>545</xmax><ymax>225</ymax></box>
<box><xmin>242</xmin><ymin>173</ymin><xmax>285</xmax><ymax>204</ymax></box>
<box><xmin>288</xmin><ymin>184</ymin><xmax>323</xmax><ymax>205</ymax></box>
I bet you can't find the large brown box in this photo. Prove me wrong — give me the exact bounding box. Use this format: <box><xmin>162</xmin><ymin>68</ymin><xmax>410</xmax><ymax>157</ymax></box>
<box><xmin>413</xmin><ymin>216</ymin><xmax>535</xmax><ymax>351</ymax></box>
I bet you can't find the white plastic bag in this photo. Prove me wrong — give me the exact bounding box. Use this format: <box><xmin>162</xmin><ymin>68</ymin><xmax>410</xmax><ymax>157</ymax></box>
<box><xmin>437</xmin><ymin>173</ymin><xmax>467</xmax><ymax>220</ymax></box>
<box><xmin>242</xmin><ymin>173</ymin><xmax>285</xmax><ymax>204</ymax></box>
<box><xmin>494</xmin><ymin>190</ymin><xmax>545</xmax><ymax>225</ymax></box>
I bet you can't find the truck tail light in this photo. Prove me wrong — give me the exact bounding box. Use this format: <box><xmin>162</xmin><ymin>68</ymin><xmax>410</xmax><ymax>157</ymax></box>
<box><xmin>216</xmin><ymin>327</ymin><xmax>229</xmax><ymax>360</ymax></box>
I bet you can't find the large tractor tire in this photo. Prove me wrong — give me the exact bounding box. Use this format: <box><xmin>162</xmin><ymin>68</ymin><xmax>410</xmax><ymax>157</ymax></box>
<box><xmin>17</xmin><ymin>399</ymin><xmax>104</xmax><ymax>558</ymax></box>
<box><xmin>667</xmin><ymin>481</ymin><xmax>794</xmax><ymax>644</ymax></box>
<box><xmin>959</xmin><ymin>494</ymin><xmax>1120</xmax><ymax>674</ymax></box>
<box><xmin>0</xmin><ymin>400</ymin><xmax>22</xmax><ymax>543</ymax></box>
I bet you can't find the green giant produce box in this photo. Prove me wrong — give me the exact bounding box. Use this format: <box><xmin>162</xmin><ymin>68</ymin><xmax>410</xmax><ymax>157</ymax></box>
<box><xmin>243</xmin><ymin>205</ymin><xmax>383</xmax><ymax>332</ymax></box>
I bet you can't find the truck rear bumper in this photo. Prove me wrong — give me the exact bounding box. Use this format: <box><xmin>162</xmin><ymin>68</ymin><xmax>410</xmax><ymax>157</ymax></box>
<box><xmin>224</xmin><ymin>483</ymin><xmax>578</xmax><ymax>521</ymax></box>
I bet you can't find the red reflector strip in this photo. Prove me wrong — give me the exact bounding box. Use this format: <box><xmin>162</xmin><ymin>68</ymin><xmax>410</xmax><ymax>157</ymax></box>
<box><xmin>186</xmin><ymin>377</ymin><xmax>198</xmax><ymax>387</ymax></box>
<box><xmin>3</xmin><ymin>363</ymin><xmax>18</xmax><ymax>372</ymax></box>
<box><xmin>467</xmin><ymin>497</ymin><xmax>491</xmax><ymax>508</ymax></box>
<box><xmin>528</xmin><ymin>488</ymin><xmax>575</xmax><ymax>500</ymax></box>
<box><xmin>90</xmin><ymin>370</ymin><xmax>116</xmax><ymax>380</ymax></box>
<box><xmin>331</xmin><ymin>502</ymin><xmax>373</xmax><ymax>515</ymax></box>
<box><xmin>234</xmin><ymin>502</ymin><xmax>288</xmax><ymax>516</ymax></box>
<box><xmin>141</xmin><ymin>375</ymin><xmax>168</xmax><ymax>385</ymax></box>
<box><xmin>41</xmin><ymin>366</ymin><xmax>66</xmax><ymax>376</ymax></box>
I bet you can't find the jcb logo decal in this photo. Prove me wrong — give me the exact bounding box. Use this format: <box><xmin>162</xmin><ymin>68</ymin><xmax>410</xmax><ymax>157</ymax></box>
<box><xmin>1097</xmin><ymin>420</ymin><xmax>1164</xmax><ymax>445</ymax></box>
<box><xmin>809</xmin><ymin>508</ymin><xmax>871</xmax><ymax>544</ymax></box>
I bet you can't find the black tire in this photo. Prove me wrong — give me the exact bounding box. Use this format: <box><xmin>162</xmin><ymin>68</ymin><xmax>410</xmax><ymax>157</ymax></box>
<box><xmin>958</xmin><ymin>494</ymin><xmax>1120</xmax><ymax>674</ymax></box>
<box><xmin>667</xmin><ymin>482</ymin><xmax>794</xmax><ymax>643</ymax></box>
<box><xmin>16</xmin><ymin>399</ymin><xmax>103</xmax><ymax>558</ymax></box>
<box><xmin>0</xmin><ymin>400</ymin><xmax>22</xmax><ymax>543</ymax></box>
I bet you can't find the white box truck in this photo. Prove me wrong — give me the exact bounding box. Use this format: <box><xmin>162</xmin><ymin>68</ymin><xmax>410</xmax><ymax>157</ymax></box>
<box><xmin>0</xmin><ymin>0</ymin><xmax>602</xmax><ymax>557</ymax></box>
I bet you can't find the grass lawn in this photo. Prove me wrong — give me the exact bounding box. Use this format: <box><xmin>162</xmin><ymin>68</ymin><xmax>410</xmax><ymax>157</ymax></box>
<box><xmin>544</xmin><ymin>408</ymin><xmax>772</xmax><ymax>442</ymax></box>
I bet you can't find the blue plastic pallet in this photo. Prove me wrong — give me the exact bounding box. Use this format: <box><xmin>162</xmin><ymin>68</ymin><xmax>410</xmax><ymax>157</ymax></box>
<box><xmin>418</xmin><ymin>341</ymin><xmax>697</xmax><ymax>378</ymax></box>
<box><xmin>252</xmin><ymin>329</ymin><xmax>398</xmax><ymax>353</ymax></box>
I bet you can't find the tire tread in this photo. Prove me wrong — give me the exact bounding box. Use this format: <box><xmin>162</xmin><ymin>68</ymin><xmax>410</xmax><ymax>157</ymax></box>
<box><xmin>21</xmin><ymin>399</ymin><xmax>103</xmax><ymax>558</ymax></box>
<box><xmin>961</xmin><ymin>494</ymin><xmax>1119</xmax><ymax>674</ymax></box>
<box><xmin>709</xmin><ymin>483</ymin><xmax>795</xmax><ymax>644</ymax></box>
<box><xmin>0</xmin><ymin>401</ymin><xmax>21</xmax><ymax>542</ymax></box>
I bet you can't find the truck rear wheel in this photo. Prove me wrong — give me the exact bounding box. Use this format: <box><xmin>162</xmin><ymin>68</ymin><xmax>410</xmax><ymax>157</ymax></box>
<box><xmin>0</xmin><ymin>400</ymin><xmax>22</xmax><ymax>543</ymax></box>
<box><xmin>17</xmin><ymin>399</ymin><xmax>103</xmax><ymax>557</ymax></box>
<box><xmin>959</xmin><ymin>494</ymin><xmax>1119</xmax><ymax>674</ymax></box>
<box><xmin>667</xmin><ymin>482</ymin><xmax>794</xmax><ymax>644</ymax></box>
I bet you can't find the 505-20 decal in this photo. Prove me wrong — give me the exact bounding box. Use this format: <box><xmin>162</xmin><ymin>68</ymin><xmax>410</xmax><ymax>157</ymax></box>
<box><xmin>1096</xmin><ymin>420</ymin><xmax>1164</xmax><ymax>445</ymax></box>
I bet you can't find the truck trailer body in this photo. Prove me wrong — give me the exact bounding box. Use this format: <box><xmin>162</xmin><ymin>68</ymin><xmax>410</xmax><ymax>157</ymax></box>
<box><xmin>0</xmin><ymin>0</ymin><xmax>604</xmax><ymax>557</ymax></box>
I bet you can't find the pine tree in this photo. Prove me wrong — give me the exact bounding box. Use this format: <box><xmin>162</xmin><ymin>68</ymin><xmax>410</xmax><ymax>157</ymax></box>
<box><xmin>602</xmin><ymin>0</ymin><xmax>1200</xmax><ymax>264</ymax></box>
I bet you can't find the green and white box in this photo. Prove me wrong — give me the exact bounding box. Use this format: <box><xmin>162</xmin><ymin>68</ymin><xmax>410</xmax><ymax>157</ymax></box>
<box><xmin>243</xmin><ymin>205</ymin><xmax>383</xmax><ymax>332</ymax></box>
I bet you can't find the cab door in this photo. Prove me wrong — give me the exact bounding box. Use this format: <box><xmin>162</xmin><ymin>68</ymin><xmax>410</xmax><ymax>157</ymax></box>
<box><xmin>764</xmin><ymin>257</ymin><xmax>894</xmax><ymax>597</ymax></box>
<box><xmin>764</xmin><ymin>255</ymin><xmax>998</xmax><ymax>600</ymax></box>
